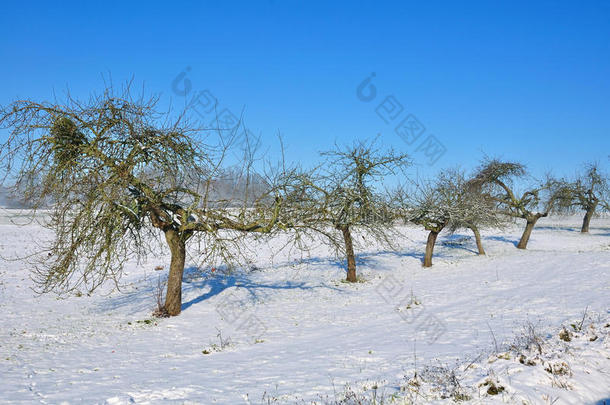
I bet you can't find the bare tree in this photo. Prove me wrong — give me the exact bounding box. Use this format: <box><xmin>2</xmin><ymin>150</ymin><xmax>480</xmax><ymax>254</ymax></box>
<box><xmin>402</xmin><ymin>168</ymin><xmax>499</xmax><ymax>266</ymax></box>
<box><xmin>557</xmin><ymin>163</ymin><xmax>609</xmax><ymax>233</ymax></box>
<box><xmin>281</xmin><ymin>140</ymin><xmax>410</xmax><ymax>282</ymax></box>
<box><xmin>0</xmin><ymin>86</ymin><xmax>284</xmax><ymax>316</ymax></box>
<box><xmin>404</xmin><ymin>177</ymin><xmax>452</xmax><ymax>267</ymax></box>
<box><xmin>472</xmin><ymin>159</ymin><xmax>560</xmax><ymax>250</ymax></box>
<box><xmin>446</xmin><ymin>170</ymin><xmax>506</xmax><ymax>256</ymax></box>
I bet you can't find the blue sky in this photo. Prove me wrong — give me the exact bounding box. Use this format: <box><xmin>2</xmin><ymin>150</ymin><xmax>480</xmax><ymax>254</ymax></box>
<box><xmin>1</xmin><ymin>0</ymin><xmax>608</xmax><ymax>179</ymax></box>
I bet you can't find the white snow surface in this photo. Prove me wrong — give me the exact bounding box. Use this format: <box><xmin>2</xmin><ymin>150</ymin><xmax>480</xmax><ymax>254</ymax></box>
<box><xmin>0</xmin><ymin>211</ymin><xmax>608</xmax><ymax>404</ymax></box>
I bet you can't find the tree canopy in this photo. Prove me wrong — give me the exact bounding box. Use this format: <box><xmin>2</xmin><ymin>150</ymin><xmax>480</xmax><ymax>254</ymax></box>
<box><xmin>0</xmin><ymin>88</ymin><xmax>283</xmax><ymax>315</ymax></box>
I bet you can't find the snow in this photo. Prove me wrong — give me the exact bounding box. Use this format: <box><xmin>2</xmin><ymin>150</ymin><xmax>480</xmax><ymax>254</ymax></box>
<box><xmin>0</xmin><ymin>211</ymin><xmax>608</xmax><ymax>404</ymax></box>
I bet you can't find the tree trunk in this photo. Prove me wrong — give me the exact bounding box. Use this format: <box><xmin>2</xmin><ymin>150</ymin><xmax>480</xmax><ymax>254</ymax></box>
<box><xmin>517</xmin><ymin>218</ymin><xmax>538</xmax><ymax>249</ymax></box>
<box><xmin>341</xmin><ymin>226</ymin><xmax>357</xmax><ymax>282</ymax></box>
<box><xmin>469</xmin><ymin>225</ymin><xmax>485</xmax><ymax>255</ymax></box>
<box><xmin>423</xmin><ymin>230</ymin><xmax>439</xmax><ymax>267</ymax></box>
<box><xmin>581</xmin><ymin>203</ymin><xmax>597</xmax><ymax>233</ymax></box>
<box><xmin>163</xmin><ymin>229</ymin><xmax>186</xmax><ymax>316</ymax></box>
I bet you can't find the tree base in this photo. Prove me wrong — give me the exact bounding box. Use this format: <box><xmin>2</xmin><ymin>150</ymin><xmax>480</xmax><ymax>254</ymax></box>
<box><xmin>153</xmin><ymin>307</ymin><xmax>171</xmax><ymax>318</ymax></box>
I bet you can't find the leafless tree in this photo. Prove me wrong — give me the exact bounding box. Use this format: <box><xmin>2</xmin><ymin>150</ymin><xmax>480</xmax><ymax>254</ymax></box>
<box><xmin>446</xmin><ymin>170</ymin><xmax>507</xmax><ymax>256</ymax></box>
<box><xmin>401</xmin><ymin>168</ymin><xmax>501</xmax><ymax>267</ymax></box>
<box><xmin>280</xmin><ymin>140</ymin><xmax>410</xmax><ymax>282</ymax></box>
<box><xmin>472</xmin><ymin>159</ymin><xmax>560</xmax><ymax>249</ymax></box>
<box><xmin>555</xmin><ymin>163</ymin><xmax>609</xmax><ymax>233</ymax></box>
<box><xmin>0</xmin><ymin>85</ymin><xmax>284</xmax><ymax>316</ymax></box>
<box><xmin>403</xmin><ymin>174</ymin><xmax>454</xmax><ymax>267</ymax></box>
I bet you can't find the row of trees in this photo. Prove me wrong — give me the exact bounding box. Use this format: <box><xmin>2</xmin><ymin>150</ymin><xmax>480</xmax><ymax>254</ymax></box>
<box><xmin>1</xmin><ymin>90</ymin><xmax>608</xmax><ymax>316</ymax></box>
<box><xmin>403</xmin><ymin>160</ymin><xmax>609</xmax><ymax>268</ymax></box>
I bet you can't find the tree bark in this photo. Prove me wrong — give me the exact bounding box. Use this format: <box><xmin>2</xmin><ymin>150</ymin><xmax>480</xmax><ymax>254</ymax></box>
<box><xmin>517</xmin><ymin>218</ymin><xmax>538</xmax><ymax>249</ymax></box>
<box><xmin>469</xmin><ymin>225</ymin><xmax>485</xmax><ymax>255</ymax></box>
<box><xmin>581</xmin><ymin>203</ymin><xmax>597</xmax><ymax>233</ymax></box>
<box><xmin>163</xmin><ymin>229</ymin><xmax>186</xmax><ymax>316</ymax></box>
<box><xmin>423</xmin><ymin>230</ymin><xmax>439</xmax><ymax>267</ymax></box>
<box><xmin>341</xmin><ymin>226</ymin><xmax>357</xmax><ymax>282</ymax></box>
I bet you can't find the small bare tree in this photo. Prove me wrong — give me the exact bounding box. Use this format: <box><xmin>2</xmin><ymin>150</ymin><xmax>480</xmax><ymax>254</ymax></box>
<box><xmin>472</xmin><ymin>159</ymin><xmax>560</xmax><ymax>250</ymax></box>
<box><xmin>281</xmin><ymin>140</ymin><xmax>410</xmax><ymax>282</ymax></box>
<box><xmin>446</xmin><ymin>170</ymin><xmax>506</xmax><ymax>256</ymax></box>
<box><xmin>0</xmin><ymin>86</ymin><xmax>284</xmax><ymax>316</ymax></box>
<box><xmin>405</xmin><ymin>175</ymin><xmax>454</xmax><ymax>267</ymax></box>
<box><xmin>402</xmin><ymin>168</ymin><xmax>500</xmax><ymax>266</ymax></box>
<box><xmin>558</xmin><ymin>163</ymin><xmax>609</xmax><ymax>233</ymax></box>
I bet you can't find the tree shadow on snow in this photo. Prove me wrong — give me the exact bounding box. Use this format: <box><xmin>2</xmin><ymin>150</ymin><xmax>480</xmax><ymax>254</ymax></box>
<box><xmin>535</xmin><ymin>225</ymin><xmax>610</xmax><ymax>236</ymax></box>
<box><xmin>373</xmin><ymin>247</ymin><xmax>461</xmax><ymax>268</ymax></box>
<box><xmin>535</xmin><ymin>225</ymin><xmax>579</xmax><ymax>232</ymax></box>
<box><xmin>98</xmin><ymin>233</ymin><xmax>508</xmax><ymax>315</ymax></box>
<box><xmin>486</xmin><ymin>235</ymin><xmax>519</xmax><ymax>247</ymax></box>
<box><xmin>293</xmin><ymin>250</ymin><xmax>424</xmax><ymax>271</ymax></box>
<box><xmin>181</xmin><ymin>266</ymin><xmax>343</xmax><ymax>312</ymax></box>
<box><xmin>589</xmin><ymin>226</ymin><xmax>610</xmax><ymax>237</ymax></box>
<box><xmin>293</xmin><ymin>255</ymin><xmax>345</xmax><ymax>269</ymax></box>
<box><xmin>97</xmin><ymin>264</ymin><xmax>343</xmax><ymax>315</ymax></box>
<box><xmin>438</xmin><ymin>234</ymin><xmax>478</xmax><ymax>255</ymax></box>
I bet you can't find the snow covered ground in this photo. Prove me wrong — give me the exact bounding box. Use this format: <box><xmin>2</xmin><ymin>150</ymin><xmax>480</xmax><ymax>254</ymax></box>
<box><xmin>0</xmin><ymin>211</ymin><xmax>608</xmax><ymax>404</ymax></box>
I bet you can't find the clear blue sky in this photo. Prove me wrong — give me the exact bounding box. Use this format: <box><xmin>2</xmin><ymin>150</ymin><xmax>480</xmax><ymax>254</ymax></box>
<box><xmin>1</xmin><ymin>0</ymin><xmax>608</xmax><ymax>179</ymax></box>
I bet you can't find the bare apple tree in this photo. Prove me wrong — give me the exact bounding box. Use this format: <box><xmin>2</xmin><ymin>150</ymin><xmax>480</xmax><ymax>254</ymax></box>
<box><xmin>280</xmin><ymin>140</ymin><xmax>410</xmax><ymax>282</ymax></box>
<box><xmin>446</xmin><ymin>170</ymin><xmax>506</xmax><ymax>256</ymax></box>
<box><xmin>404</xmin><ymin>174</ymin><xmax>454</xmax><ymax>268</ymax></box>
<box><xmin>472</xmin><ymin>159</ymin><xmax>560</xmax><ymax>249</ymax></box>
<box><xmin>0</xmin><ymin>86</ymin><xmax>284</xmax><ymax>316</ymax></box>
<box><xmin>402</xmin><ymin>167</ymin><xmax>501</xmax><ymax>266</ymax></box>
<box><xmin>557</xmin><ymin>163</ymin><xmax>609</xmax><ymax>233</ymax></box>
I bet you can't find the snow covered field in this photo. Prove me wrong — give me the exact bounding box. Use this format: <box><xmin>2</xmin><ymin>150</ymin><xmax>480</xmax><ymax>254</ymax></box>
<box><xmin>0</xmin><ymin>211</ymin><xmax>608</xmax><ymax>404</ymax></box>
